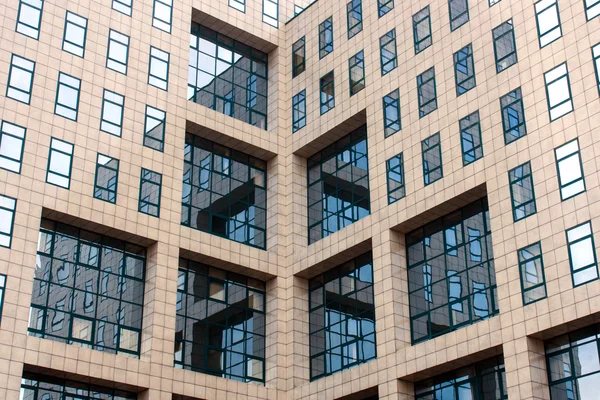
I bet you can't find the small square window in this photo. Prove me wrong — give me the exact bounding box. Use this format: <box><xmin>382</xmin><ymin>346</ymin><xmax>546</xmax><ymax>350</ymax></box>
<box><xmin>119</xmin><ymin>327</ymin><xmax>140</xmax><ymax>353</ymax></box>
<box><xmin>500</xmin><ymin>88</ymin><xmax>527</xmax><ymax>144</ymax></box>
<box><xmin>347</xmin><ymin>0</ymin><xmax>363</xmax><ymax>39</ymax></box>
<box><xmin>454</xmin><ymin>44</ymin><xmax>476</xmax><ymax>96</ymax></box>
<box><xmin>422</xmin><ymin>133</ymin><xmax>443</xmax><ymax>185</ymax></box>
<box><xmin>263</xmin><ymin>0</ymin><xmax>279</xmax><ymax>27</ymax></box>
<box><xmin>380</xmin><ymin>29</ymin><xmax>397</xmax><ymax>76</ymax></box>
<box><xmin>319</xmin><ymin>17</ymin><xmax>334</xmax><ymax>59</ymax></box>
<box><xmin>292</xmin><ymin>37</ymin><xmax>306</xmax><ymax>78</ymax></box>
<box><xmin>449</xmin><ymin>0</ymin><xmax>469</xmax><ymax>31</ymax></box>
<box><xmin>55</xmin><ymin>72</ymin><xmax>81</xmax><ymax>121</ymax></box>
<box><xmin>544</xmin><ymin>63</ymin><xmax>573</xmax><ymax>121</ymax></box>
<box><xmin>349</xmin><ymin>51</ymin><xmax>365</xmax><ymax>95</ymax></box>
<box><xmin>94</xmin><ymin>154</ymin><xmax>119</xmax><ymax>204</ymax></box>
<box><xmin>153</xmin><ymin>0</ymin><xmax>172</xmax><ymax>33</ymax></box>
<box><xmin>106</xmin><ymin>29</ymin><xmax>130</xmax><ymax>75</ymax></box>
<box><xmin>112</xmin><ymin>0</ymin><xmax>132</xmax><ymax>16</ymax></box>
<box><xmin>535</xmin><ymin>0</ymin><xmax>562</xmax><ymax>48</ymax></box>
<box><xmin>62</xmin><ymin>11</ymin><xmax>87</xmax><ymax>57</ymax></box>
<box><xmin>417</xmin><ymin>67</ymin><xmax>437</xmax><ymax>118</ymax></box>
<box><xmin>459</xmin><ymin>110</ymin><xmax>483</xmax><ymax>165</ymax></box>
<box><xmin>387</xmin><ymin>153</ymin><xmax>405</xmax><ymax>204</ymax></box>
<box><xmin>46</xmin><ymin>138</ymin><xmax>74</xmax><ymax>189</ymax></box>
<box><xmin>413</xmin><ymin>6</ymin><xmax>432</xmax><ymax>54</ymax></box>
<box><xmin>555</xmin><ymin>138</ymin><xmax>586</xmax><ymax>201</ymax></box>
<box><xmin>71</xmin><ymin>317</ymin><xmax>94</xmax><ymax>344</ymax></box>
<box><xmin>0</xmin><ymin>121</ymin><xmax>26</xmax><ymax>174</ymax></box>
<box><xmin>584</xmin><ymin>0</ymin><xmax>600</xmax><ymax>21</ymax></box>
<box><xmin>16</xmin><ymin>0</ymin><xmax>43</xmax><ymax>40</ymax></box>
<box><xmin>378</xmin><ymin>0</ymin><xmax>394</xmax><ymax>17</ymax></box>
<box><xmin>144</xmin><ymin>105</ymin><xmax>166</xmax><ymax>152</ymax></box>
<box><xmin>320</xmin><ymin>72</ymin><xmax>335</xmax><ymax>115</ymax></box>
<box><xmin>292</xmin><ymin>90</ymin><xmax>306</xmax><ymax>133</ymax></box>
<box><xmin>0</xmin><ymin>195</ymin><xmax>17</xmax><ymax>248</ymax></box>
<box><xmin>508</xmin><ymin>161</ymin><xmax>536</xmax><ymax>222</ymax></box>
<box><xmin>148</xmin><ymin>46</ymin><xmax>170</xmax><ymax>91</ymax></box>
<box><xmin>383</xmin><ymin>89</ymin><xmax>401</xmax><ymax>137</ymax></box>
<box><xmin>100</xmin><ymin>89</ymin><xmax>125</xmax><ymax>137</ymax></box>
<box><xmin>139</xmin><ymin>168</ymin><xmax>162</xmax><ymax>217</ymax></box>
<box><xmin>229</xmin><ymin>0</ymin><xmax>245</xmax><ymax>12</ymax></box>
<box><xmin>566</xmin><ymin>221</ymin><xmax>598</xmax><ymax>287</ymax></box>
<box><xmin>518</xmin><ymin>242</ymin><xmax>547</xmax><ymax>305</ymax></box>
<box><xmin>492</xmin><ymin>20</ymin><xmax>518</xmax><ymax>73</ymax></box>
<box><xmin>7</xmin><ymin>54</ymin><xmax>35</xmax><ymax>104</ymax></box>
<box><xmin>593</xmin><ymin>43</ymin><xmax>600</xmax><ymax>96</ymax></box>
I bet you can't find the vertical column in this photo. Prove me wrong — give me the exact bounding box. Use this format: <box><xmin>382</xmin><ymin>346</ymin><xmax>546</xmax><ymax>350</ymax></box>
<box><xmin>504</xmin><ymin>336</ymin><xmax>550</xmax><ymax>400</ymax></box>
<box><xmin>287</xmin><ymin>275</ymin><xmax>310</xmax><ymax>389</ymax></box>
<box><xmin>379</xmin><ymin>379</ymin><xmax>415</xmax><ymax>400</ymax></box>
<box><xmin>264</xmin><ymin>276</ymin><xmax>288</xmax><ymax>390</ymax></box>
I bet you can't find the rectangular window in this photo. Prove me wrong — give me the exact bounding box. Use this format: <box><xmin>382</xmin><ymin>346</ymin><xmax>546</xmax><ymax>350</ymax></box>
<box><xmin>378</xmin><ymin>0</ymin><xmax>393</xmax><ymax>17</ymax></box>
<box><xmin>417</xmin><ymin>67</ymin><xmax>437</xmax><ymax>118</ymax></box>
<box><xmin>62</xmin><ymin>11</ymin><xmax>87</xmax><ymax>57</ymax></box>
<box><xmin>422</xmin><ymin>133</ymin><xmax>442</xmax><ymax>185</ymax></box>
<box><xmin>449</xmin><ymin>0</ymin><xmax>469</xmax><ymax>31</ymax></box>
<box><xmin>21</xmin><ymin>374</ymin><xmax>137</xmax><ymax>400</ymax></box>
<box><xmin>307</xmin><ymin>126</ymin><xmax>369</xmax><ymax>244</ymax></box>
<box><xmin>112</xmin><ymin>0</ymin><xmax>132</xmax><ymax>16</ymax></box>
<box><xmin>0</xmin><ymin>195</ymin><xmax>16</xmax><ymax>248</ymax></box>
<box><xmin>46</xmin><ymin>138</ymin><xmax>73</xmax><ymax>189</ymax></box>
<box><xmin>508</xmin><ymin>161</ymin><xmax>536</xmax><ymax>221</ymax></box>
<box><xmin>493</xmin><ymin>20</ymin><xmax>518</xmax><ymax>73</ymax></box>
<box><xmin>7</xmin><ymin>54</ymin><xmax>35</xmax><ymax>104</ymax></box>
<box><xmin>0</xmin><ymin>121</ymin><xmax>26</xmax><ymax>174</ymax></box>
<box><xmin>16</xmin><ymin>0</ymin><xmax>43</xmax><ymax>39</ymax></box>
<box><xmin>29</xmin><ymin>219</ymin><xmax>146</xmax><ymax>355</ymax></box>
<box><xmin>566</xmin><ymin>221</ymin><xmax>598</xmax><ymax>286</ymax></box>
<box><xmin>349</xmin><ymin>51</ymin><xmax>365</xmax><ymax>95</ymax></box>
<box><xmin>106</xmin><ymin>29</ymin><xmax>129</xmax><ymax>75</ymax></box>
<box><xmin>387</xmin><ymin>153</ymin><xmax>405</xmax><ymax>204</ymax></box>
<box><xmin>500</xmin><ymin>88</ymin><xmax>527</xmax><ymax>144</ymax></box>
<box><xmin>139</xmin><ymin>168</ymin><xmax>162</xmax><ymax>217</ymax></box>
<box><xmin>94</xmin><ymin>154</ymin><xmax>119</xmax><ymax>204</ymax></box>
<box><xmin>593</xmin><ymin>43</ymin><xmax>600</xmax><ymax>96</ymax></box>
<box><xmin>143</xmin><ymin>105</ymin><xmax>165</xmax><ymax>152</ymax></box>
<box><xmin>182</xmin><ymin>135</ymin><xmax>267</xmax><ymax>249</ymax></box>
<box><xmin>263</xmin><ymin>0</ymin><xmax>278</xmax><ymax>27</ymax></box>
<box><xmin>555</xmin><ymin>138</ymin><xmax>585</xmax><ymax>200</ymax></box>
<box><xmin>518</xmin><ymin>242</ymin><xmax>546</xmax><ymax>305</ymax></box>
<box><xmin>319</xmin><ymin>17</ymin><xmax>333</xmax><ymax>59</ymax></box>
<box><xmin>320</xmin><ymin>71</ymin><xmax>335</xmax><ymax>114</ymax></box>
<box><xmin>0</xmin><ymin>274</ymin><xmax>5</xmax><ymax>321</ymax></box>
<box><xmin>292</xmin><ymin>90</ymin><xmax>306</xmax><ymax>132</ymax></box>
<box><xmin>152</xmin><ymin>0</ymin><xmax>172</xmax><ymax>33</ymax></box>
<box><xmin>100</xmin><ymin>89</ymin><xmax>124</xmax><ymax>137</ymax></box>
<box><xmin>380</xmin><ymin>29</ymin><xmax>397</xmax><ymax>76</ymax></box>
<box><xmin>535</xmin><ymin>0</ymin><xmax>562</xmax><ymax>48</ymax></box>
<box><xmin>544</xmin><ymin>63</ymin><xmax>573</xmax><ymax>121</ymax></box>
<box><xmin>413</xmin><ymin>7</ymin><xmax>432</xmax><ymax>54</ymax></box>
<box><xmin>54</xmin><ymin>72</ymin><xmax>80</xmax><ymax>121</ymax></box>
<box><xmin>347</xmin><ymin>0</ymin><xmax>362</xmax><ymax>39</ymax></box>
<box><xmin>148</xmin><ymin>46</ymin><xmax>169</xmax><ymax>91</ymax></box>
<box><xmin>407</xmin><ymin>199</ymin><xmax>497</xmax><ymax>343</ymax></box>
<box><xmin>383</xmin><ymin>89</ymin><xmax>401</xmax><ymax>137</ymax></box>
<box><xmin>292</xmin><ymin>37</ymin><xmax>305</xmax><ymax>77</ymax></box>
<box><xmin>459</xmin><ymin>111</ymin><xmax>483</xmax><ymax>165</ymax></box>
<box><xmin>584</xmin><ymin>0</ymin><xmax>600</xmax><ymax>20</ymax></box>
<box><xmin>229</xmin><ymin>0</ymin><xmax>245</xmax><ymax>12</ymax></box>
<box><xmin>454</xmin><ymin>44</ymin><xmax>476</xmax><ymax>96</ymax></box>
<box><xmin>309</xmin><ymin>252</ymin><xmax>376</xmax><ymax>380</ymax></box>
<box><xmin>175</xmin><ymin>259</ymin><xmax>266</xmax><ymax>382</ymax></box>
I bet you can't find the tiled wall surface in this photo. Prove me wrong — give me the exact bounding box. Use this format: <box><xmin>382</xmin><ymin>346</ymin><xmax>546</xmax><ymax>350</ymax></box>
<box><xmin>0</xmin><ymin>0</ymin><xmax>599</xmax><ymax>398</ymax></box>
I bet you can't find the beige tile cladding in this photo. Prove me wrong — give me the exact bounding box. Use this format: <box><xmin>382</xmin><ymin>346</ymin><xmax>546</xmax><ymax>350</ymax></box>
<box><xmin>0</xmin><ymin>0</ymin><xmax>599</xmax><ymax>398</ymax></box>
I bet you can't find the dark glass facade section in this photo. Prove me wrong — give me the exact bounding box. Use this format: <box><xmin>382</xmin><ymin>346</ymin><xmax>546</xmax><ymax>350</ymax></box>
<box><xmin>492</xmin><ymin>20</ymin><xmax>518</xmax><ymax>73</ymax></box>
<box><xmin>413</xmin><ymin>6</ymin><xmax>432</xmax><ymax>54</ymax></box>
<box><xmin>293</xmin><ymin>90</ymin><xmax>306</xmax><ymax>132</ymax></box>
<box><xmin>449</xmin><ymin>0</ymin><xmax>469</xmax><ymax>31</ymax></box>
<box><xmin>422</xmin><ymin>133</ymin><xmax>443</xmax><ymax>185</ymax></box>
<box><xmin>383</xmin><ymin>89</ymin><xmax>401</xmax><ymax>137</ymax></box>
<box><xmin>181</xmin><ymin>134</ymin><xmax>267</xmax><ymax>249</ymax></box>
<box><xmin>417</xmin><ymin>67</ymin><xmax>437</xmax><ymax>118</ymax></box>
<box><xmin>415</xmin><ymin>356</ymin><xmax>507</xmax><ymax>399</ymax></box>
<box><xmin>518</xmin><ymin>242</ymin><xmax>547</xmax><ymax>305</ymax></box>
<box><xmin>406</xmin><ymin>199</ymin><xmax>498</xmax><ymax>344</ymax></box>
<box><xmin>292</xmin><ymin>37</ymin><xmax>305</xmax><ymax>77</ymax></box>
<box><xmin>188</xmin><ymin>24</ymin><xmax>268</xmax><ymax>130</ymax></box>
<box><xmin>319</xmin><ymin>17</ymin><xmax>334</xmax><ymax>58</ymax></box>
<box><xmin>508</xmin><ymin>162</ymin><xmax>536</xmax><ymax>222</ymax></box>
<box><xmin>320</xmin><ymin>71</ymin><xmax>335</xmax><ymax>114</ymax></box>
<box><xmin>347</xmin><ymin>0</ymin><xmax>363</xmax><ymax>39</ymax></box>
<box><xmin>175</xmin><ymin>258</ymin><xmax>266</xmax><ymax>383</ymax></box>
<box><xmin>378</xmin><ymin>0</ymin><xmax>393</xmax><ymax>17</ymax></box>
<box><xmin>307</xmin><ymin>126</ymin><xmax>370</xmax><ymax>244</ymax></box>
<box><xmin>500</xmin><ymin>88</ymin><xmax>527</xmax><ymax>144</ymax></box>
<box><xmin>387</xmin><ymin>153</ymin><xmax>405</xmax><ymax>204</ymax></box>
<box><xmin>29</xmin><ymin>219</ymin><xmax>146</xmax><ymax>356</ymax></box>
<box><xmin>459</xmin><ymin>111</ymin><xmax>483</xmax><ymax>165</ymax></box>
<box><xmin>309</xmin><ymin>252</ymin><xmax>376</xmax><ymax>380</ymax></box>
<box><xmin>546</xmin><ymin>323</ymin><xmax>600</xmax><ymax>400</ymax></box>
<box><xmin>20</xmin><ymin>372</ymin><xmax>137</xmax><ymax>400</ymax></box>
<box><xmin>349</xmin><ymin>50</ymin><xmax>365</xmax><ymax>95</ymax></box>
<box><xmin>380</xmin><ymin>29</ymin><xmax>397</xmax><ymax>76</ymax></box>
<box><xmin>454</xmin><ymin>44</ymin><xmax>476</xmax><ymax>96</ymax></box>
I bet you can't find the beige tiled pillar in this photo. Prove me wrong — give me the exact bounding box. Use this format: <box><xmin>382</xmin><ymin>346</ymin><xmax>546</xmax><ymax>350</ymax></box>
<box><xmin>265</xmin><ymin>276</ymin><xmax>288</xmax><ymax>390</ymax></box>
<box><xmin>505</xmin><ymin>336</ymin><xmax>550</xmax><ymax>400</ymax></box>
<box><xmin>287</xmin><ymin>275</ymin><xmax>310</xmax><ymax>389</ymax></box>
<box><xmin>379</xmin><ymin>379</ymin><xmax>415</xmax><ymax>400</ymax></box>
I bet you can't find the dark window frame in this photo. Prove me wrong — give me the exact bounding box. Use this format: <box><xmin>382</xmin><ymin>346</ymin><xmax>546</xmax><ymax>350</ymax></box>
<box><xmin>94</xmin><ymin>153</ymin><xmax>119</xmax><ymax>204</ymax></box>
<box><xmin>319</xmin><ymin>17</ymin><xmax>334</xmax><ymax>59</ymax></box>
<box><xmin>508</xmin><ymin>161</ymin><xmax>537</xmax><ymax>222</ymax></box>
<box><xmin>518</xmin><ymin>242</ymin><xmax>547</xmax><ymax>305</ymax></box>
<box><xmin>459</xmin><ymin>110</ymin><xmax>483</xmax><ymax>165</ymax></box>
<box><xmin>292</xmin><ymin>90</ymin><xmax>306</xmax><ymax>132</ymax></box>
<box><xmin>387</xmin><ymin>153</ymin><xmax>405</xmax><ymax>204</ymax></box>
<box><xmin>380</xmin><ymin>29</ymin><xmax>397</xmax><ymax>76</ymax></box>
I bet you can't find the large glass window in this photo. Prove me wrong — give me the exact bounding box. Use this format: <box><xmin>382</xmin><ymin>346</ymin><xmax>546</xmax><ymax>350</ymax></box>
<box><xmin>413</xmin><ymin>6</ymin><xmax>432</xmax><ymax>54</ymax></box>
<box><xmin>175</xmin><ymin>259</ymin><xmax>266</xmax><ymax>383</ymax></box>
<box><xmin>143</xmin><ymin>105</ymin><xmax>165</xmax><ymax>152</ymax></box>
<box><xmin>584</xmin><ymin>0</ymin><xmax>600</xmax><ymax>21</ymax></box>
<box><xmin>492</xmin><ymin>20</ymin><xmax>517</xmax><ymax>73</ymax></box>
<box><xmin>46</xmin><ymin>138</ymin><xmax>73</xmax><ymax>189</ymax></box>
<box><xmin>407</xmin><ymin>199</ymin><xmax>497</xmax><ymax>343</ymax></box>
<box><xmin>62</xmin><ymin>11</ymin><xmax>87</xmax><ymax>57</ymax></box>
<box><xmin>555</xmin><ymin>138</ymin><xmax>586</xmax><ymax>201</ymax></box>
<box><xmin>139</xmin><ymin>168</ymin><xmax>162</xmax><ymax>218</ymax></box>
<box><xmin>387</xmin><ymin>153</ymin><xmax>405</xmax><ymax>204</ymax></box>
<box><xmin>112</xmin><ymin>0</ymin><xmax>132</xmax><ymax>16</ymax></box>
<box><xmin>566</xmin><ymin>221</ymin><xmax>598</xmax><ymax>287</ymax></box>
<box><xmin>449</xmin><ymin>0</ymin><xmax>469</xmax><ymax>31</ymax></box>
<box><xmin>320</xmin><ymin>71</ymin><xmax>335</xmax><ymax>115</ymax></box>
<box><xmin>106</xmin><ymin>29</ymin><xmax>129</xmax><ymax>75</ymax></box>
<box><xmin>454</xmin><ymin>44</ymin><xmax>476</xmax><ymax>96</ymax></box>
<box><xmin>100</xmin><ymin>89</ymin><xmax>124</xmax><ymax>137</ymax></box>
<box><xmin>349</xmin><ymin>51</ymin><xmax>365</xmax><ymax>95</ymax></box>
<box><xmin>309</xmin><ymin>252</ymin><xmax>376</xmax><ymax>380</ymax></box>
<box><xmin>16</xmin><ymin>0</ymin><xmax>43</xmax><ymax>39</ymax></box>
<box><xmin>509</xmin><ymin>162</ymin><xmax>536</xmax><ymax>222</ymax></box>
<box><xmin>459</xmin><ymin>111</ymin><xmax>483</xmax><ymax>165</ymax></box>
<box><xmin>415</xmin><ymin>356</ymin><xmax>507</xmax><ymax>399</ymax></box>
<box><xmin>54</xmin><ymin>72</ymin><xmax>81</xmax><ymax>121</ymax></box>
<box><xmin>263</xmin><ymin>0</ymin><xmax>278</xmax><ymax>27</ymax></box>
<box><xmin>148</xmin><ymin>46</ymin><xmax>170</xmax><ymax>91</ymax></box>
<box><xmin>29</xmin><ymin>219</ymin><xmax>146</xmax><ymax>355</ymax></box>
<box><xmin>500</xmin><ymin>88</ymin><xmax>527</xmax><ymax>144</ymax></box>
<box><xmin>7</xmin><ymin>54</ymin><xmax>35</xmax><ymax>104</ymax></box>
<box><xmin>188</xmin><ymin>24</ymin><xmax>268</xmax><ymax>130</ymax></box>
<box><xmin>21</xmin><ymin>373</ymin><xmax>137</xmax><ymax>400</ymax></box>
<box><xmin>0</xmin><ymin>120</ymin><xmax>26</xmax><ymax>174</ymax></box>
<box><xmin>181</xmin><ymin>134</ymin><xmax>267</xmax><ymax>249</ymax></box>
<box><xmin>292</xmin><ymin>37</ymin><xmax>306</xmax><ymax>78</ymax></box>
<box><xmin>544</xmin><ymin>63</ymin><xmax>573</xmax><ymax>121</ymax></box>
<box><xmin>0</xmin><ymin>195</ymin><xmax>17</xmax><ymax>248</ymax></box>
<box><xmin>307</xmin><ymin>126</ymin><xmax>369</xmax><ymax>244</ymax></box>
<box><xmin>94</xmin><ymin>154</ymin><xmax>119</xmax><ymax>204</ymax></box>
<box><xmin>319</xmin><ymin>17</ymin><xmax>334</xmax><ymax>59</ymax></box>
<box><xmin>422</xmin><ymin>133</ymin><xmax>443</xmax><ymax>185</ymax></box>
<box><xmin>293</xmin><ymin>90</ymin><xmax>306</xmax><ymax>133</ymax></box>
<box><xmin>417</xmin><ymin>67</ymin><xmax>437</xmax><ymax>118</ymax></box>
<box><xmin>378</xmin><ymin>0</ymin><xmax>393</xmax><ymax>17</ymax></box>
<box><xmin>535</xmin><ymin>0</ymin><xmax>562</xmax><ymax>48</ymax></box>
<box><xmin>380</xmin><ymin>29</ymin><xmax>397</xmax><ymax>76</ymax></box>
<box><xmin>152</xmin><ymin>0</ymin><xmax>172</xmax><ymax>33</ymax></box>
<box><xmin>383</xmin><ymin>89</ymin><xmax>401</xmax><ymax>138</ymax></box>
<box><xmin>518</xmin><ymin>242</ymin><xmax>546</xmax><ymax>305</ymax></box>
<box><xmin>546</xmin><ymin>325</ymin><xmax>600</xmax><ymax>400</ymax></box>
<box><xmin>347</xmin><ymin>0</ymin><xmax>363</xmax><ymax>39</ymax></box>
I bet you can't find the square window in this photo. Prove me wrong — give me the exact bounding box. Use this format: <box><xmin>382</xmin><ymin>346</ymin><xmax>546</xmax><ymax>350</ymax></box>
<box><xmin>413</xmin><ymin>6</ymin><xmax>432</xmax><ymax>54</ymax></box>
<box><xmin>349</xmin><ymin>50</ymin><xmax>365</xmax><ymax>95</ymax></box>
<box><xmin>387</xmin><ymin>153</ymin><xmax>405</xmax><ymax>204</ymax></box>
<box><xmin>94</xmin><ymin>154</ymin><xmax>119</xmax><ymax>204</ymax></box>
<box><xmin>144</xmin><ymin>105</ymin><xmax>166</xmax><ymax>152</ymax></box>
<box><xmin>518</xmin><ymin>242</ymin><xmax>547</xmax><ymax>305</ymax></box>
<box><xmin>54</xmin><ymin>72</ymin><xmax>81</xmax><ymax>121</ymax></box>
<box><xmin>378</xmin><ymin>0</ymin><xmax>393</xmax><ymax>17</ymax></box>
<box><xmin>454</xmin><ymin>44</ymin><xmax>476</xmax><ymax>96</ymax></box>
<box><xmin>500</xmin><ymin>88</ymin><xmax>527</xmax><ymax>144</ymax></box>
<box><xmin>71</xmin><ymin>317</ymin><xmax>93</xmax><ymax>344</ymax></box>
<box><xmin>46</xmin><ymin>138</ymin><xmax>74</xmax><ymax>189</ymax></box>
<box><xmin>16</xmin><ymin>0</ymin><xmax>43</xmax><ymax>39</ymax></box>
<box><xmin>347</xmin><ymin>0</ymin><xmax>362</xmax><ymax>39</ymax></box>
<box><xmin>555</xmin><ymin>138</ymin><xmax>586</xmax><ymax>200</ymax></box>
<box><xmin>544</xmin><ymin>62</ymin><xmax>573</xmax><ymax>121</ymax></box>
<box><xmin>152</xmin><ymin>0</ymin><xmax>172</xmax><ymax>33</ymax></box>
<box><xmin>320</xmin><ymin>71</ymin><xmax>335</xmax><ymax>114</ymax></box>
<box><xmin>383</xmin><ymin>89</ymin><xmax>401</xmax><ymax>137</ymax></box>
<box><xmin>492</xmin><ymin>20</ymin><xmax>518</xmax><ymax>73</ymax></box>
<box><xmin>0</xmin><ymin>121</ymin><xmax>26</xmax><ymax>174</ymax></box>
<box><xmin>6</xmin><ymin>54</ymin><xmax>35</xmax><ymax>104</ymax></box>
<box><xmin>263</xmin><ymin>0</ymin><xmax>278</xmax><ymax>27</ymax></box>
<box><xmin>449</xmin><ymin>0</ymin><xmax>469</xmax><ymax>31</ymax></box>
<box><xmin>229</xmin><ymin>0</ymin><xmax>245</xmax><ymax>12</ymax></box>
<box><xmin>422</xmin><ymin>133</ymin><xmax>443</xmax><ymax>185</ymax></box>
<box><xmin>148</xmin><ymin>46</ymin><xmax>170</xmax><ymax>91</ymax></box>
<box><xmin>106</xmin><ymin>29</ymin><xmax>129</xmax><ymax>75</ymax></box>
<box><xmin>508</xmin><ymin>161</ymin><xmax>536</xmax><ymax>221</ymax></box>
<box><xmin>566</xmin><ymin>221</ymin><xmax>598</xmax><ymax>286</ymax></box>
<box><xmin>62</xmin><ymin>11</ymin><xmax>87</xmax><ymax>57</ymax></box>
<box><xmin>535</xmin><ymin>0</ymin><xmax>562</xmax><ymax>48</ymax></box>
<box><xmin>292</xmin><ymin>37</ymin><xmax>305</xmax><ymax>77</ymax></box>
<box><xmin>0</xmin><ymin>195</ymin><xmax>17</xmax><ymax>248</ymax></box>
<box><xmin>417</xmin><ymin>67</ymin><xmax>437</xmax><ymax>118</ymax></box>
<box><xmin>100</xmin><ymin>89</ymin><xmax>125</xmax><ymax>137</ymax></box>
<box><xmin>459</xmin><ymin>111</ymin><xmax>483</xmax><ymax>165</ymax></box>
<box><xmin>139</xmin><ymin>168</ymin><xmax>162</xmax><ymax>217</ymax></box>
<box><xmin>292</xmin><ymin>90</ymin><xmax>306</xmax><ymax>133</ymax></box>
<box><xmin>380</xmin><ymin>29</ymin><xmax>397</xmax><ymax>76</ymax></box>
<box><xmin>112</xmin><ymin>0</ymin><xmax>132</xmax><ymax>16</ymax></box>
<box><xmin>319</xmin><ymin>17</ymin><xmax>334</xmax><ymax>58</ymax></box>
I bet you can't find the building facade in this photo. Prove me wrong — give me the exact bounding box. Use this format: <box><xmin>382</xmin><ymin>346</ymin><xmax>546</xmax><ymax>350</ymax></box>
<box><xmin>0</xmin><ymin>0</ymin><xmax>599</xmax><ymax>398</ymax></box>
